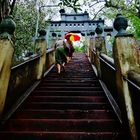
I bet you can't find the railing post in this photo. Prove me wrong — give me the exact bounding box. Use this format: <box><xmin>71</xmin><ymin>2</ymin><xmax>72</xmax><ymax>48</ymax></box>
<box><xmin>89</xmin><ymin>37</ymin><xmax>95</xmax><ymax>64</ymax></box>
<box><xmin>85</xmin><ymin>36</ymin><xmax>90</xmax><ymax>57</ymax></box>
<box><xmin>35</xmin><ymin>29</ymin><xmax>47</xmax><ymax>80</ymax></box>
<box><xmin>94</xmin><ymin>25</ymin><xmax>107</xmax><ymax>79</ymax></box>
<box><xmin>95</xmin><ymin>25</ymin><xmax>107</xmax><ymax>54</ymax></box>
<box><xmin>0</xmin><ymin>16</ymin><xmax>16</xmax><ymax>116</ymax></box>
<box><xmin>113</xmin><ymin>14</ymin><xmax>139</xmax><ymax>140</ymax></box>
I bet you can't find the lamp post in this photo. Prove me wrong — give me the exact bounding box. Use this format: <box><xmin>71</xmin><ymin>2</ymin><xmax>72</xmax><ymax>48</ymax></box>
<box><xmin>35</xmin><ymin>4</ymin><xmax>59</xmax><ymax>40</ymax></box>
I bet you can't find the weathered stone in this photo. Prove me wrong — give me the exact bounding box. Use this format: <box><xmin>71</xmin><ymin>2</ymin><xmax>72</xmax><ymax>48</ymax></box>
<box><xmin>0</xmin><ymin>39</ymin><xmax>14</xmax><ymax>115</ymax></box>
<box><xmin>35</xmin><ymin>32</ymin><xmax>47</xmax><ymax>80</ymax></box>
<box><xmin>113</xmin><ymin>35</ymin><xmax>138</xmax><ymax>140</ymax></box>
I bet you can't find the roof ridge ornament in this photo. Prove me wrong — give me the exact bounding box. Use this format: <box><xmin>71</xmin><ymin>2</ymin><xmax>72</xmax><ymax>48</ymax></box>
<box><xmin>59</xmin><ymin>9</ymin><xmax>65</xmax><ymax>14</ymax></box>
<box><xmin>95</xmin><ymin>25</ymin><xmax>103</xmax><ymax>35</ymax></box>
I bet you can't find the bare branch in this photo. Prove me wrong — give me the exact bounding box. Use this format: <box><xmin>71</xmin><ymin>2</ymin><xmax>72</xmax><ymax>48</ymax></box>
<box><xmin>89</xmin><ymin>1</ymin><xmax>98</xmax><ymax>8</ymax></box>
<box><xmin>92</xmin><ymin>6</ymin><xmax>105</xmax><ymax>19</ymax></box>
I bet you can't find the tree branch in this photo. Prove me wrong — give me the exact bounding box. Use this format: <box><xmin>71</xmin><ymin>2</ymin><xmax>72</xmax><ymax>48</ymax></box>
<box><xmin>10</xmin><ymin>0</ymin><xmax>16</xmax><ymax>15</ymax></box>
<box><xmin>92</xmin><ymin>6</ymin><xmax>105</xmax><ymax>19</ymax></box>
<box><xmin>89</xmin><ymin>0</ymin><xmax>105</xmax><ymax>8</ymax></box>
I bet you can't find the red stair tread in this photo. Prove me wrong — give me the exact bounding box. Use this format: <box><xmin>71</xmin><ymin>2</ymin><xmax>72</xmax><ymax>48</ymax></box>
<box><xmin>11</xmin><ymin>109</ymin><xmax>116</xmax><ymax>119</ymax></box>
<box><xmin>0</xmin><ymin>131</ymin><xmax>129</xmax><ymax>140</ymax></box>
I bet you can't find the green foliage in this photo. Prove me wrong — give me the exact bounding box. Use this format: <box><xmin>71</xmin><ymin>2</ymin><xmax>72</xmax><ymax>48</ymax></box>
<box><xmin>127</xmin><ymin>14</ymin><xmax>140</xmax><ymax>39</ymax></box>
<box><xmin>74</xmin><ymin>46</ymin><xmax>85</xmax><ymax>53</ymax></box>
<box><xmin>107</xmin><ymin>50</ymin><xmax>113</xmax><ymax>58</ymax></box>
<box><xmin>13</xmin><ymin>1</ymin><xmax>36</xmax><ymax>60</ymax></box>
<box><xmin>12</xmin><ymin>0</ymin><xmax>46</xmax><ymax>61</ymax></box>
<box><xmin>99</xmin><ymin>7</ymin><xmax>140</xmax><ymax>39</ymax></box>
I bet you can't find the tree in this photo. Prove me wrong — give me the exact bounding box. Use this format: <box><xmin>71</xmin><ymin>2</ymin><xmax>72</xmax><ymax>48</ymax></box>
<box><xmin>12</xmin><ymin>0</ymin><xmax>46</xmax><ymax>62</ymax></box>
<box><xmin>59</xmin><ymin>0</ymin><xmax>82</xmax><ymax>13</ymax></box>
<box><xmin>127</xmin><ymin>13</ymin><xmax>140</xmax><ymax>39</ymax></box>
<box><xmin>0</xmin><ymin>0</ymin><xmax>16</xmax><ymax>21</ymax></box>
<box><xmin>76</xmin><ymin>0</ymin><xmax>140</xmax><ymax>19</ymax></box>
<box><xmin>60</xmin><ymin>0</ymin><xmax>140</xmax><ymax>38</ymax></box>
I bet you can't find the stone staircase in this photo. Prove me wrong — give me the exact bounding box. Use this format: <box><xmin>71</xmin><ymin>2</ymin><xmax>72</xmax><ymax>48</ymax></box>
<box><xmin>0</xmin><ymin>53</ymin><xmax>129</xmax><ymax>140</ymax></box>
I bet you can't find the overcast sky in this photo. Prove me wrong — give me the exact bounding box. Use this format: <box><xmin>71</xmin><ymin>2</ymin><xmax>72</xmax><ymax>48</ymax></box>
<box><xmin>40</xmin><ymin>0</ymin><xmax>112</xmax><ymax>26</ymax></box>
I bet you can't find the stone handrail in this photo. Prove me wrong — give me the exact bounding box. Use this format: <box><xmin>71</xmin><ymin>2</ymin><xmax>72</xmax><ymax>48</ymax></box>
<box><xmin>3</xmin><ymin>48</ymin><xmax>55</xmax><ymax>118</ymax></box>
<box><xmin>100</xmin><ymin>53</ymin><xmax>115</xmax><ymax>69</ymax></box>
<box><xmin>0</xmin><ymin>27</ymin><xmax>55</xmax><ymax>120</ymax></box>
<box><xmin>89</xmin><ymin>46</ymin><xmax>140</xmax><ymax>140</ymax></box>
<box><xmin>88</xmin><ymin>14</ymin><xmax>140</xmax><ymax>139</ymax></box>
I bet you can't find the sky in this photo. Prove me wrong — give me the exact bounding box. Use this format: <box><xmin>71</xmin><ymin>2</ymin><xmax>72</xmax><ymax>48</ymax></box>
<box><xmin>40</xmin><ymin>0</ymin><xmax>113</xmax><ymax>26</ymax></box>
